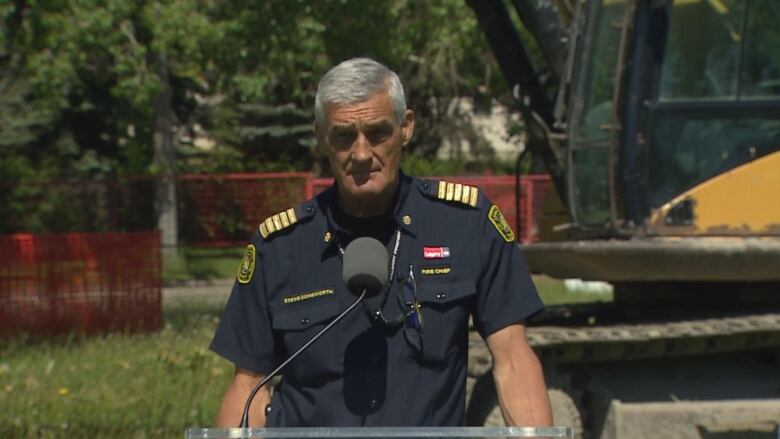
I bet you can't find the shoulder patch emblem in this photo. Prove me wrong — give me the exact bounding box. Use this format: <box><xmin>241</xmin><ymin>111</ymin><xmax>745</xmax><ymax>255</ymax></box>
<box><xmin>259</xmin><ymin>207</ymin><xmax>298</xmax><ymax>239</ymax></box>
<box><xmin>436</xmin><ymin>181</ymin><xmax>478</xmax><ymax>207</ymax></box>
<box><xmin>237</xmin><ymin>244</ymin><xmax>256</xmax><ymax>284</ymax></box>
<box><xmin>488</xmin><ymin>204</ymin><xmax>515</xmax><ymax>243</ymax></box>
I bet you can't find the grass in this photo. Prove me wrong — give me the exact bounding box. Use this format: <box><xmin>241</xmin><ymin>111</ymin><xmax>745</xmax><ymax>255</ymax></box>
<box><xmin>0</xmin><ymin>301</ymin><xmax>232</xmax><ymax>438</ymax></box>
<box><xmin>534</xmin><ymin>275</ymin><xmax>613</xmax><ymax>305</ymax></box>
<box><xmin>163</xmin><ymin>246</ymin><xmax>245</xmax><ymax>284</ymax></box>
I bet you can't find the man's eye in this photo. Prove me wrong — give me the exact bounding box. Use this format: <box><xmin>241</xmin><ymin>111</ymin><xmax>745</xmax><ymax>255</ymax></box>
<box><xmin>367</xmin><ymin>128</ymin><xmax>391</xmax><ymax>144</ymax></box>
<box><xmin>332</xmin><ymin>132</ymin><xmax>355</xmax><ymax>144</ymax></box>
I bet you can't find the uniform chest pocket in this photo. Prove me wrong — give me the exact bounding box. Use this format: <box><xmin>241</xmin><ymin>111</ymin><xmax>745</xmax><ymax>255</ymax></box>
<box><xmin>415</xmin><ymin>280</ymin><xmax>477</xmax><ymax>364</ymax></box>
<box><xmin>270</xmin><ymin>300</ymin><xmax>344</xmax><ymax>384</ymax></box>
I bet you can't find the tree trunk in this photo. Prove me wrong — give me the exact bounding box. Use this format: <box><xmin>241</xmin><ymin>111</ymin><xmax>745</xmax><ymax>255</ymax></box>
<box><xmin>152</xmin><ymin>52</ymin><xmax>179</xmax><ymax>266</ymax></box>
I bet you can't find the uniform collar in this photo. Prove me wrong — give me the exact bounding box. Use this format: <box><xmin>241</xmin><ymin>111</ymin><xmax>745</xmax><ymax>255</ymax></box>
<box><xmin>392</xmin><ymin>171</ymin><xmax>418</xmax><ymax>236</ymax></box>
<box><xmin>319</xmin><ymin>171</ymin><xmax>418</xmax><ymax>256</ymax></box>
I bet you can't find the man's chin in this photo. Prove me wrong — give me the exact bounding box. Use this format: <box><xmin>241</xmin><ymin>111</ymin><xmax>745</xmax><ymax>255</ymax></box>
<box><xmin>342</xmin><ymin>178</ymin><xmax>385</xmax><ymax>198</ymax></box>
<box><xmin>346</xmin><ymin>183</ymin><xmax>380</xmax><ymax>197</ymax></box>
<box><xmin>337</xmin><ymin>171</ymin><xmax>397</xmax><ymax>198</ymax></box>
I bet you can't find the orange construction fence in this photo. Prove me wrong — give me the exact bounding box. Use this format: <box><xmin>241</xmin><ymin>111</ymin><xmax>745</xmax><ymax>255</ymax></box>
<box><xmin>178</xmin><ymin>172</ymin><xmax>312</xmax><ymax>246</ymax></box>
<box><xmin>0</xmin><ymin>231</ymin><xmax>162</xmax><ymax>337</ymax></box>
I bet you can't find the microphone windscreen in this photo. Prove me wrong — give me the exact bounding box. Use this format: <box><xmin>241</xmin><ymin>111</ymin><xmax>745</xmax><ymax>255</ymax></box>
<box><xmin>342</xmin><ymin>237</ymin><xmax>389</xmax><ymax>297</ymax></box>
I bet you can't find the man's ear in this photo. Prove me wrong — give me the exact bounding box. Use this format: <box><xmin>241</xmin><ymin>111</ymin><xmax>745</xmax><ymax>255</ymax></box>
<box><xmin>401</xmin><ymin>109</ymin><xmax>415</xmax><ymax>147</ymax></box>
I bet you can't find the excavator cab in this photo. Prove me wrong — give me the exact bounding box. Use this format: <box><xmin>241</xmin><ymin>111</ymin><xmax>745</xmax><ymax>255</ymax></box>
<box><xmin>470</xmin><ymin>0</ymin><xmax>780</xmax><ymax>282</ymax></box>
<box><xmin>566</xmin><ymin>0</ymin><xmax>780</xmax><ymax>235</ymax></box>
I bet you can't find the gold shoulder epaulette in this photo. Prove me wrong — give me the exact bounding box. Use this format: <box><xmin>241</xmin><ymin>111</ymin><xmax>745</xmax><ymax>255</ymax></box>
<box><xmin>435</xmin><ymin>180</ymin><xmax>479</xmax><ymax>208</ymax></box>
<box><xmin>259</xmin><ymin>207</ymin><xmax>299</xmax><ymax>239</ymax></box>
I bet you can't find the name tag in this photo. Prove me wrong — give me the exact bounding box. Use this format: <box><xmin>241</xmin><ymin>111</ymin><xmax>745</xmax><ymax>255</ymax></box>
<box><xmin>420</xmin><ymin>266</ymin><xmax>452</xmax><ymax>276</ymax></box>
<box><xmin>283</xmin><ymin>288</ymin><xmax>334</xmax><ymax>304</ymax></box>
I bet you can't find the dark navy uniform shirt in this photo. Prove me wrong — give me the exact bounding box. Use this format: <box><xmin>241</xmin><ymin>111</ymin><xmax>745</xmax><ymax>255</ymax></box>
<box><xmin>210</xmin><ymin>172</ymin><xmax>544</xmax><ymax>426</ymax></box>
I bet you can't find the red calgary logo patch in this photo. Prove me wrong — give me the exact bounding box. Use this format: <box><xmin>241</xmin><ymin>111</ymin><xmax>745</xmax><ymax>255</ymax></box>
<box><xmin>423</xmin><ymin>246</ymin><xmax>451</xmax><ymax>259</ymax></box>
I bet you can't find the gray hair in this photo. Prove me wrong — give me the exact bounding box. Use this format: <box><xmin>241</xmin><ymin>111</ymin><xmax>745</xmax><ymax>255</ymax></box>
<box><xmin>314</xmin><ymin>57</ymin><xmax>406</xmax><ymax>126</ymax></box>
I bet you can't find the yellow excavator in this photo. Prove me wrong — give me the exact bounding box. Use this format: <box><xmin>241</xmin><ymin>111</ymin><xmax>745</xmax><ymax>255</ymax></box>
<box><xmin>464</xmin><ymin>1</ymin><xmax>780</xmax><ymax>437</ymax></box>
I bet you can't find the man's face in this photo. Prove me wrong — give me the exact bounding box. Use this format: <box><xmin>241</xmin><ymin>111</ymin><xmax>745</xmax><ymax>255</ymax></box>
<box><xmin>317</xmin><ymin>91</ymin><xmax>414</xmax><ymax>205</ymax></box>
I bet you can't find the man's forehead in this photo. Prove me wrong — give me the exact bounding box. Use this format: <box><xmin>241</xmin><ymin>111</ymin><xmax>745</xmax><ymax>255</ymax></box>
<box><xmin>324</xmin><ymin>93</ymin><xmax>396</xmax><ymax>125</ymax></box>
<box><xmin>328</xmin><ymin>117</ymin><xmax>394</xmax><ymax>130</ymax></box>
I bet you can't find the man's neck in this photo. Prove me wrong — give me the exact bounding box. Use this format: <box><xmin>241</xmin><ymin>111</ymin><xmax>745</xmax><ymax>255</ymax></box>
<box><xmin>336</xmin><ymin>177</ymin><xmax>399</xmax><ymax>218</ymax></box>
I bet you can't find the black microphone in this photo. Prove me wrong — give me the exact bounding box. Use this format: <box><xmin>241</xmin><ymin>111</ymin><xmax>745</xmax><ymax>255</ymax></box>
<box><xmin>238</xmin><ymin>237</ymin><xmax>389</xmax><ymax>428</ymax></box>
<box><xmin>342</xmin><ymin>236</ymin><xmax>390</xmax><ymax>297</ymax></box>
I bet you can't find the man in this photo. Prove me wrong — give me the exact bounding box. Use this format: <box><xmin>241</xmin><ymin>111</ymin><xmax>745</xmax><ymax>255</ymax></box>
<box><xmin>211</xmin><ymin>57</ymin><xmax>552</xmax><ymax>427</ymax></box>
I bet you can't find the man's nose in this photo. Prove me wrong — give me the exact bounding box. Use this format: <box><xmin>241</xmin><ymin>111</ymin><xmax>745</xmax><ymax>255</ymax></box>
<box><xmin>351</xmin><ymin>133</ymin><xmax>372</xmax><ymax>162</ymax></box>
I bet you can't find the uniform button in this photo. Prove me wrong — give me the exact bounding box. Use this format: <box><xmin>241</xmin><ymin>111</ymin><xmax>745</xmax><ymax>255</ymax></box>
<box><xmin>422</xmin><ymin>183</ymin><xmax>429</xmax><ymax>190</ymax></box>
<box><xmin>306</xmin><ymin>206</ymin><xmax>314</xmax><ymax>213</ymax></box>
<box><xmin>436</xmin><ymin>292</ymin><xmax>447</xmax><ymax>300</ymax></box>
<box><xmin>300</xmin><ymin>318</ymin><xmax>310</xmax><ymax>325</ymax></box>
<box><xmin>265</xmin><ymin>405</ymin><xmax>272</xmax><ymax>415</ymax></box>
<box><xmin>371</xmin><ymin>355</ymin><xmax>379</xmax><ymax>364</ymax></box>
<box><xmin>369</xmin><ymin>399</ymin><xmax>377</xmax><ymax>409</ymax></box>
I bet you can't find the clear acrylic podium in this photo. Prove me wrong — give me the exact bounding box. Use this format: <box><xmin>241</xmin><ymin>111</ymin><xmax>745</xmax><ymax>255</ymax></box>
<box><xmin>185</xmin><ymin>427</ymin><xmax>573</xmax><ymax>439</ymax></box>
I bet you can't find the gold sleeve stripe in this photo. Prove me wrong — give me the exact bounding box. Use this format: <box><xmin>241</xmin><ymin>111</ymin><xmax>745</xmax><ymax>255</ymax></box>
<box><xmin>259</xmin><ymin>222</ymin><xmax>269</xmax><ymax>238</ymax></box>
<box><xmin>438</xmin><ymin>181</ymin><xmax>447</xmax><ymax>199</ymax></box>
<box><xmin>453</xmin><ymin>183</ymin><xmax>463</xmax><ymax>202</ymax></box>
<box><xmin>461</xmin><ymin>185</ymin><xmax>471</xmax><ymax>204</ymax></box>
<box><xmin>469</xmin><ymin>187</ymin><xmax>479</xmax><ymax>207</ymax></box>
<box><xmin>280</xmin><ymin>211</ymin><xmax>290</xmax><ymax>228</ymax></box>
<box><xmin>445</xmin><ymin>182</ymin><xmax>454</xmax><ymax>201</ymax></box>
<box><xmin>286</xmin><ymin>208</ymin><xmax>297</xmax><ymax>224</ymax></box>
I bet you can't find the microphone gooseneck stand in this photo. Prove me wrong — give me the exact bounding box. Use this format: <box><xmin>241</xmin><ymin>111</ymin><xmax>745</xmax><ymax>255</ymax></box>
<box><xmin>239</xmin><ymin>289</ymin><xmax>367</xmax><ymax>428</ymax></box>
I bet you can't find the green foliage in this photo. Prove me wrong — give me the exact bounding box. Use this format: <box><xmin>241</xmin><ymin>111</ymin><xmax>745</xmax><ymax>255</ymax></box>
<box><xmin>401</xmin><ymin>154</ymin><xmax>517</xmax><ymax>177</ymax></box>
<box><xmin>1</xmin><ymin>0</ymin><xmax>514</xmax><ymax>193</ymax></box>
<box><xmin>401</xmin><ymin>155</ymin><xmax>472</xmax><ymax>177</ymax></box>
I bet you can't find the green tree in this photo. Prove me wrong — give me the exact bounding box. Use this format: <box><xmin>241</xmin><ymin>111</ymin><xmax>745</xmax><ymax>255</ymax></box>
<box><xmin>0</xmin><ymin>0</ymin><xmax>509</xmax><ymax>232</ymax></box>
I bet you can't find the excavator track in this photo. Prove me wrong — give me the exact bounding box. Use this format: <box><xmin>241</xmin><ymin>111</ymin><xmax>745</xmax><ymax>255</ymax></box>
<box><xmin>467</xmin><ymin>310</ymin><xmax>780</xmax><ymax>377</ymax></box>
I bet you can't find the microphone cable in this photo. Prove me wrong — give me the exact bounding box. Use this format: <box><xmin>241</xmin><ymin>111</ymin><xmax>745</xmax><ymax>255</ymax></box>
<box><xmin>238</xmin><ymin>289</ymin><xmax>367</xmax><ymax>428</ymax></box>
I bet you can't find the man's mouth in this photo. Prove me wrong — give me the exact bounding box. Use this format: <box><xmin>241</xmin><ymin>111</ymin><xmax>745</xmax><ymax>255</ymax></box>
<box><xmin>350</xmin><ymin>169</ymin><xmax>375</xmax><ymax>177</ymax></box>
<box><xmin>349</xmin><ymin>170</ymin><xmax>375</xmax><ymax>184</ymax></box>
